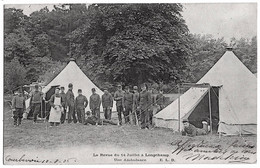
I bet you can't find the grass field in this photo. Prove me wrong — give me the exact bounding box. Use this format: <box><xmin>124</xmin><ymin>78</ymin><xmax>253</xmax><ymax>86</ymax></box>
<box><xmin>3</xmin><ymin>103</ymin><xmax>257</xmax><ymax>164</ymax></box>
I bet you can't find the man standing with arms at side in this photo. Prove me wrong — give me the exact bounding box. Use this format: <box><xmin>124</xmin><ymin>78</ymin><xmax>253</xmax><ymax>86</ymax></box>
<box><xmin>101</xmin><ymin>88</ymin><xmax>113</xmax><ymax>120</ymax></box>
<box><xmin>123</xmin><ymin>86</ymin><xmax>133</xmax><ymax>124</ymax></box>
<box><xmin>89</xmin><ymin>88</ymin><xmax>101</xmax><ymax>119</ymax></box>
<box><xmin>139</xmin><ymin>84</ymin><xmax>151</xmax><ymax>129</ymax></box>
<box><xmin>60</xmin><ymin>86</ymin><xmax>67</xmax><ymax>124</ymax></box>
<box><xmin>132</xmin><ymin>86</ymin><xmax>139</xmax><ymax>125</ymax></box>
<box><xmin>30</xmin><ymin>84</ymin><xmax>43</xmax><ymax>124</ymax></box>
<box><xmin>12</xmin><ymin>90</ymin><xmax>26</xmax><ymax>126</ymax></box>
<box><xmin>114</xmin><ymin>84</ymin><xmax>125</xmax><ymax>125</ymax></box>
<box><xmin>75</xmin><ymin>89</ymin><xmax>88</xmax><ymax>124</ymax></box>
<box><xmin>66</xmin><ymin>83</ymin><xmax>76</xmax><ymax>123</ymax></box>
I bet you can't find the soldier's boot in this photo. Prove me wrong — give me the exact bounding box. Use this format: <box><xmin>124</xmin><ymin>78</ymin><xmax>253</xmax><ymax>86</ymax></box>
<box><xmin>13</xmin><ymin>117</ymin><xmax>18</xmax><ymax>126</ymax></box>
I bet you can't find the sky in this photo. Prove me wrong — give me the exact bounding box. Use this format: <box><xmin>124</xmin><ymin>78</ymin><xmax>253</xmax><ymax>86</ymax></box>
<box><xmin>4</xmin><ymin>3</ymin><xmax>257</xmax><ymax>43</ymax></box>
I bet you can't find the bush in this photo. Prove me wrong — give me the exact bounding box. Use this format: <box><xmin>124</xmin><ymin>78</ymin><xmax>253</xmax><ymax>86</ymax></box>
<box><xmin>4</xmin><ymin>58</ymin><xmax>28</xmax><ymax>93</ymax></box>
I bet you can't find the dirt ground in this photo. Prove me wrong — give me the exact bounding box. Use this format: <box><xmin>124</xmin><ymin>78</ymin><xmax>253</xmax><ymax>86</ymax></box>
<box><xmin>3</xmin><ymin>104</ymin><xmax>257</xmax><ymax>164</ymax></box>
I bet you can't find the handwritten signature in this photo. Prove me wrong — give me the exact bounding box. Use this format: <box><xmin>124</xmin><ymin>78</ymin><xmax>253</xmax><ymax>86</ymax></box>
<box><xmin>170</xmin><ymin>139</ymin><xmax>256</xmax><ymax>163</ymax></box>
<box><xmin>5</xmin><ymin>154</ymin><xmax>77</xmax><ymax>164</ymax></box>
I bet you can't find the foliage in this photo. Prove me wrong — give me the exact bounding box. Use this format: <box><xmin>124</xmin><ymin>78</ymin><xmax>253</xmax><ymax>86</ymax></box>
<box><xmin>69</xmin><ymin>4</ymin><xmax>191</xmax><ymax>86</ymax></box>
<box><xmin>187</xmin><ymin>34</ymin><xmax>228</xmax><ymax>82</ymax></box>
<box><xmin>4</xmin><ymin>58</ymin><xmax>28</xmax><ymax>93</ymax></box>
<box><xmin>232</xmin><ymin>36</ymin><xmax>257</xmax><ymax>73</ymax></box>
<box><xmin>3</xmin><ymin>4</ymin><xmax>257</xmax><ymax>94</ymax></box>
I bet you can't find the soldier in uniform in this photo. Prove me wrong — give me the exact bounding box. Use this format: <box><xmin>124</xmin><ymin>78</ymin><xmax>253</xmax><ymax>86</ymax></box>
<box><xmin>66</xmin><ymin>83</ymin><xmax>76</xmax><ymax>123</ymax></box>
<box><xmin>139</xmin><ymin>84</ymin><xmax>151</xmax><ymax>129</ymax></box>
<box><xmin>182</xmin><ymin>119</ymin><xmax>208</xmax><ymax>137</ymax></box>
<box><xmin>12</xmin><ymin>90</ymin><xmax>26</xmax><ymax>126</ymax></box>
<box><xmin>132</xmin><ymin>86</ymin><xmax>139</xmax><ymax>125</ymax></box>
<box><xmin>101</xmin><ymin>88</ymin><xmax>113</xmax><ymax>120</ymax></box>
<box><xmin>60</xmin><ymin>87</ymin><xmax>67</xmax><ymax>124</ymax></box>
<box><xmin>84</xmin><ymin>111</ymin><xmax>117</xmax><ymax>125</ymax></box>
<box><xmin>155</xmin><ymin>89</ymin><xmax>166</xmax><ymax>112</ymax></box>
<box><xmin>30</xmin><ymin>85</ymin><xmax>43</xmax><ymax>124</ymax></box>
<box><xmin>89</xmin><ymin>88</ymin><xmax>101</xmax><ymax>119</ymax></box>
<box><xmin>123</xmin><ymin>86</ymin><xmax>133</xmax><ymax>124</ymax></box>
<box><xmin>75</xmin><ymin>89</ymin><xmax>88</xmax><ymax>124</ymax></box>
<box><xmin>147</xmin><ymin>86</ymin><xmax>154</xmax><ymax>128</ymax></box>
<box><xmin>114</xmin><ymin>84</ymin><xmax>125</xmax><ymax>125</ymax></box>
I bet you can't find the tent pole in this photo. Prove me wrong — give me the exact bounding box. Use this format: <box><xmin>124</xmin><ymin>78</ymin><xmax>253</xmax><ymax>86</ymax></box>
<box><xmin>178</xmin><ymin>85</ymin><xmax>181</xmax><ymax>132</ymax></box>
<box><xmin>208</xmin><ymin>86</ymin><xmax>212</xmax><ymax>134</ymax></box>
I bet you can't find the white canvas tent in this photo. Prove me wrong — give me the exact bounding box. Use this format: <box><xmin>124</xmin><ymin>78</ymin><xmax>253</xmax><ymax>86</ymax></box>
<box><xmin>154</xmin><ymin>50</ymin><xmax>257</xmax><ymax>135</ymax></box>
<box><xmin>25</xmin><ymin>59</ymin><xmax>116</xmax><ymax>112</ymax></box>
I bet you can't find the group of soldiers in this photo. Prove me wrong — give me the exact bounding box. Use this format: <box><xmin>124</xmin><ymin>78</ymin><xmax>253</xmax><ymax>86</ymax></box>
<box><xmin>12</xmin><ymin>83</ymin><xmax>166</xmax><ymax>129</ymax></box>
<box><xmin>11</xmin><ymin>83</ymin><xmax>209</xmax><ymax>136</ymax></box>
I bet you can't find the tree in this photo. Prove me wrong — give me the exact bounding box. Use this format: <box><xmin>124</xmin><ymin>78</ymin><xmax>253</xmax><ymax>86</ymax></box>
<box><xmin>232</xmin><ymin>36</ymin><xmax>257</xmax><ymax>73</ymax></box>
<box><xmin>187</xmin><ymin>34</ymin><xmax>228</xmax><ymax>82</ymax></box>
<box><xmin>4</xmin><ymin>8</ymin><xmax>28</xmax><ymax>34</ymax></box>
<box><xmin>69</xmin><ymin>4</ymin><xmax>191</xmax><ymax>86</ymax></box>
<box><xmin>4</xmin><ymin>58</ymin><xmax>28</xmax><ymax>93</ymax></box>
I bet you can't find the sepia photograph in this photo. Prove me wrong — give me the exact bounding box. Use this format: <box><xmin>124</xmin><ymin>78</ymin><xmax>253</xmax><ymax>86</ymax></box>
<box><xmin>1</xmin><ymin>0</ymin><xmax>258</xmax><ymax>165</ymax></box>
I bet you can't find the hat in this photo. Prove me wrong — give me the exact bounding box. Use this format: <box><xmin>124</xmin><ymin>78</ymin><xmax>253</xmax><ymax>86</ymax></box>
<box><xmin>61</xmin><ymin>86</ymin><xmax>65</xmax><ymax>90</ymax></box>
<box><xmin>78</xmin><ymin>89</ymin><xmax>82</xmax><ymax>92</ymax></box>
<box><xmin>117</xmin><ymin>84</ymin><xmax>122</xmax><ymax>87</ymax></box>
<box><xmin>133</xmin><ymin>86</ymin><xmax>138</xmax><ymax>90</ymax></box>
<box><xmin>182</xmin><ymin>119</ymin><xmax>189</xmax><ymax>123</ymax></box>
<box><xmin>68</xmin><ymin>83</ymin><xmax>73</xmax><ymax>88</ymax></box>
<box><xmin>35</xmin><ymin>84</ymin><xmax>39</xmax><ymax>89</ymax></box>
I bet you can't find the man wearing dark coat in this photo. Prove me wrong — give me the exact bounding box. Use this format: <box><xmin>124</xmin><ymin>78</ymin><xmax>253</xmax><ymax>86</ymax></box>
<box><xmin>101</xmin><ymin>88</ymin><xmax>113</xmax><ymax>120</ymax></box>
<box><xmin>89</xmin><ymin>88</ymin><xmax>101</xmax><ymax>119</ymax></box>
<box><xmin>75</xmin><ymin>89</ymin><xmax>88</xmax><ymax>123</ymax></box>
<box><xmin>66</xmin><ymin>83</ymin><xmax>76</xmax><ymax>123</ymax></box>
<box><xmin>139</xmin><ymin>84</ymin><xmax>152</xmax><ymax>129</ymax></box>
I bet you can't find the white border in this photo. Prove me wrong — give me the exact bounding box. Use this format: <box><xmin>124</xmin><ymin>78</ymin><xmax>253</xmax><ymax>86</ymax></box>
<box><xmin>0</xmin><ymin>0</ymin><xmax>259</xmax><ymax>168</ymax></box>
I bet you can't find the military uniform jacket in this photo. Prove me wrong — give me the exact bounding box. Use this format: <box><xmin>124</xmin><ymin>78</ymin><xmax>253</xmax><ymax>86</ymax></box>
<box><xmin>12</xmin><ymin>95</ymin><xmax>26</xmax><ymax>109</ymax></box>
<box><xmin>90</xmin><ymin>93</ymin><xmax>101</xmax><ymax>109</ymax></box>
<box><xmin>102</xmin><ymin>93</ymin><xmax>113</xmax><ymax>108</ymax></box>
<box><xmin>183</xmin><ymin>124</ymin><xmax>198</xmax><ymax>136</ymax></box>
<box><xmin>66</xmin><ymin>89</ymin><xmax>75</xmax><ymax>106</ymax></box>
<box><xmin>156</xmin><ymin>93</ymin><xmax>165</xmax><ymax>105</ymax></box>
<box><xmin>133</xmin><ymin>92</ymin><xmax>139</xmax><ymax>108</ymax></box>
<box><xmin>139</xmin><ymin>90</ymin><xmax>152</xmax><ymax>110</ymax></box>
<box><xmin>75</xmin><ymin>95</ymin><xmax>88</xmax><ymax>108</ymax></box>
<box><xmin>114</xmin><ymin>90</ymin><xmax>125</xmax><ymax>107</ymax></box>
<box><xmin>60</xmin><ymin>92</ymin><xmax>67</xmax><ymax>107</ymax></box>
<box><xmin>30</xmin><ymin>90</ymin><xmax>43</xmax><ymax>104</ymax></box>
<box><xmin>123</xmin><ymin>92</ymin><xmax>133</xmax><ymax>108</ymax></box>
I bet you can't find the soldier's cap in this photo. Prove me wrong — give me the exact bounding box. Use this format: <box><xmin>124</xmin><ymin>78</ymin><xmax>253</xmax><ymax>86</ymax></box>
<box><xmin>86</xmin><ymin>111</ymin><xmax>91</xmax><ymax>116</ymax></box>
<box><xmin>92</xmin><ymin>88</ymin><xmax>96</xmax><ymax>92</ymax></box>
<box><xmin>117</xmin><ymin>84</ymin><xmax>122</xmax><ymax>87</ymax></box>
<box><xmin>78</xmin><ymin>89</ymin><xmax>82</xmax><ymax>92</ymax></box>
<box><xmin>60</xmin><ymin>86</ymin><xmax>65</xmax><ymax>90</ymax></box>
<box><xmin>133</xmin><ymin>86</ymin><xmax>138</xmax><ymax>90</ymax></box>
<box><xmin>56</xmin><ymin>87</ymin><xmax>60</xmax><ymax>90</ymax></box>
<box><xmin>68</xmin><ymin>83</ymin><xmax>73</xmax><ymax>88</ymax></box>
<box><xmin>182</xmin><ymin>119</ymin><xmax>189</xmax><ymax>123</ymax></box>
<box><xmin>103</xmin><ymin>88</ymin><xmax>108</xmax><ymax>91</ymax></box>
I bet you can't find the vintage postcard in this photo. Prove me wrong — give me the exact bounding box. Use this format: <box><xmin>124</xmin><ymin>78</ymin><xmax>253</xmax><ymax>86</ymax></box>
<box><xmin>1</xmin><ymin>0</ymin><xmax>257</xmax><ymax>165</ymax></box>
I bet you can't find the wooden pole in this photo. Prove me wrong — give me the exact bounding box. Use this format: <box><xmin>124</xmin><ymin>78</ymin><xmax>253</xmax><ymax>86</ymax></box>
<box><xmin>208</xmin><ymin>86</ymin><xmax>212</xmax><ymax>134</ymax></box>
<box><xmin>178</xmin><ymin>85</ymin><xmax>181</xmax><ymax>132</ymax></box>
